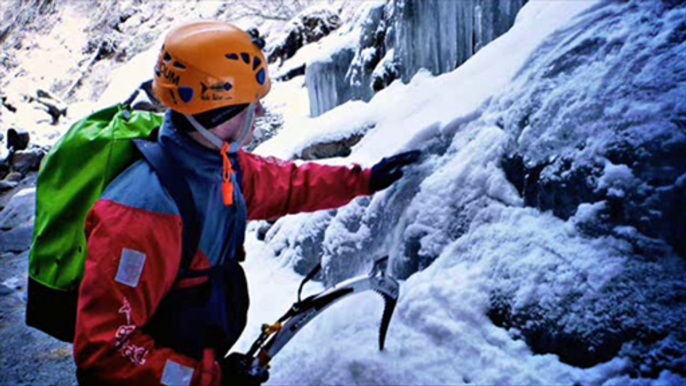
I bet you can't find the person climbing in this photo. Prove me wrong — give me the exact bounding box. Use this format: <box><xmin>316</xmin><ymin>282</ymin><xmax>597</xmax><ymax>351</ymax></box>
<box><xmin>73</xmin><ymin>20</ymin><xmax>419</xmax><ymax>386</ymax></box>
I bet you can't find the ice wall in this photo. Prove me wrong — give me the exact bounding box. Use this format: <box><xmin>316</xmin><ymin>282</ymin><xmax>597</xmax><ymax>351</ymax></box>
<box><xmin>395</xmin><ymin>0</ymin><xmax>525</xmax><ymax>82</ymax></box>
<box><xmin>305</xmin><ymin>4</ymin><xmax>385</xmax><ymax>118</ymax></box>
<box><xmin>262</xmin><ymin>0</ymin><xmax>686</xmax><ymax>375</ymax></box>
<box><xmin>306</xmin><ymin>0</ymin><xmax>526</xmax><ymax>117</ymax></box>
<box><xmin>306</xmin><ymin>46</ymin><xmax>356</xmax><ymax>118</ymax></box>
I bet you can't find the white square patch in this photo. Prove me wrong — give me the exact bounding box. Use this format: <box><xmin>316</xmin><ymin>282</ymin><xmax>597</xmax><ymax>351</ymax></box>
<box><xmin>114</xmin><ymin>249</ymin><xmax>146</xmax><ymax>288</ymax></box>
<box><xmin>161</xmin><ymin>359</ymin><xmax>194</xmax><ymax>386</ymax></box>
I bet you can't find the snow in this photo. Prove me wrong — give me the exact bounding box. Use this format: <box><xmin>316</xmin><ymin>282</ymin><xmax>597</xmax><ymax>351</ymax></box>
<box><xmin>260</xmin><ymin>74</ymin><xmax>310</xmax><ymax>127</ymax></box>
<box><xmin>256</xmin><ymin>1</ymin><xmax>599</xmax><ymax>163</ymax></box>
<box><xmin>0</xmin><ymin>5</ymin><xmax>92</xmax><ymax>149</ymax></box>
<box><xmin>239</xmin><ymin>212</ymin><xmax>634</xmax><ymax>385</ymax></box>
<box><xmin>243</xmin><ymin>0</ymin><xmax>686</xmax><ymax>384</ymax></box>
<box><xmin>255</xmin><ymin>97</ymin><xmax>372</xmax><ymax>161</ymax></box>
<box><xmin>597</xmin><ymin>161</ymin><xmax>636</xmax><ymax>198</ymax></box>
<box><xmin>0</xmin><ymin>2</ymin><xmax>286</xmax><ymax>151</ymax></box>
<box><xmin>233</xmin><ymin>229</ymin><xmax>325</xmax><ymax>355</ymax></box>
<box><xmin>97</xmin><ymin>35</ymin><xmax>165</xmax><ymax>108</ymax></box>
<box><xmin>3</xmin><ymin>6</ymin><xmax>90</xmax><ymax>100</ymax></box>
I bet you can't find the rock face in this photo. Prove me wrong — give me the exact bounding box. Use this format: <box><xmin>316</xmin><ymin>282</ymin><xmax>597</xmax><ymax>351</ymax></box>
<box><xmin>498</xmin><ymin>1</ymin><xmax>686</xmax><ymax>260</ymax></box>
<box><xmin>485</xmin><ymin>1</ymin><xmax>686</xmax><ymax>371</ymax></box>
<box><xmin>268</xmin><ymin>7</ymin><xmax>342</xmax><ymax>65</ymax></box>
<box><xmin>307</xmin><ymin>0</ymin><xmax>527</xmax><ymax>117</ymax></box>
<box><xmin>6</xmin><ymin>129</ymin><xmax>30</xmax><ymax>152</ymax></box>
<box><xmin>0</xmin><ymin>188</ymin><xmax>36</xmax><ymax>254</ymax></box>
<box><xmin>9</xmin><ymin>148</ymin><xmax>45</xmax><ymax>175</ymax></box>
<box><xmin>0</xmin><ymin>185</ymin><xmax>75</xmax><ymax>386</ymax></box>
<box><xmin>299</xmin><ymin>133</ymin><xmax>365</xmax><ymax>160</ymax></box>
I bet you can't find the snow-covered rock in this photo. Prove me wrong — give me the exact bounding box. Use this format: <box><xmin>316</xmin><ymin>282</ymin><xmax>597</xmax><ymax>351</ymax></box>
<box><xmin>344</xmin><ymin>3</ymin><xmax>388</xmax><ymax>104</ymax></box>
<box><xmin>268</xmin><ymin>6</ymin><xmax>342</xmax><ymax>65</ymax></box>
<box><xmin>497</xmin><ymin>0</ymin><xmax>686</xmax><ymax>261</ymax></box>
<box><xmin>9</xmin><ymin>148</ymin><xmax>45</xmax><ymax>175</ymax></box>
<box><xmin>299</xmin><ymin>131</ymin><xmax>366</xmax><ymax>160</ymax></box>
<box><xmin>257</xmin><ymin>0</ymin><xmax>686</xmax><ymax>380</ymax></box>
<box><xmin>304</xmin><ymin>2</ymin><xmax>383</xmax><ymax>118</ymax></box>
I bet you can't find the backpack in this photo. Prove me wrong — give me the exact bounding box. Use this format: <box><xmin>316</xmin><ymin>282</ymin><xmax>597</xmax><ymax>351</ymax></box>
<box><xmin>26</xmin><ymin>101</ymin><xmax>200</xmax><ymax>343</ymax></box>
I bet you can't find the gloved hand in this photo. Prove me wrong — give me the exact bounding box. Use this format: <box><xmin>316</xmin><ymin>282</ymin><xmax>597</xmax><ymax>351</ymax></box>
<box><xmin>220</xmin><ymin>353</ymin><xmax>269</xmax><ymax>386</ymax></box>
<box><xmin>370</xmin><ymin>150</ymin><xmax>421</xmax><ymax>192</ymax></box>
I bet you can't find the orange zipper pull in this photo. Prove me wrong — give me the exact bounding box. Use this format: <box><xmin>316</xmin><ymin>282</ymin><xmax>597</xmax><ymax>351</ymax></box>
<box><xmin>221</xmin><ymin>143</ymin><xmax>234</xmax><ymax>206</ymax></box>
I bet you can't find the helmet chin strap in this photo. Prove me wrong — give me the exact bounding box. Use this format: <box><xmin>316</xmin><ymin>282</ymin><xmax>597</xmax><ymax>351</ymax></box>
<box><xmin>231</xmin><ymin>102</ymin><xmax>256</xmax><ymax>153</ymax></box>
<box><xmin>184</xmin><ymin>114</ymin><xmax>225</xmax><ymax>149</ymax></box>
<box><xmin>184</xmin><ymin>103</ymin><xmax>257</xmax><ymax>154</ymax></box>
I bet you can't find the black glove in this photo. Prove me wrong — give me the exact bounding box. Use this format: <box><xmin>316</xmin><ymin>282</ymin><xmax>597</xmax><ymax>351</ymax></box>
<box><xmin>369</xmin><ymin>150</ymin><xmax>421</xmax><ymax>192</ymax></box>
<box><xmin>220</xmin><ymin>353</ymin><xmax>269</xmax><ymax>386</ymax></box>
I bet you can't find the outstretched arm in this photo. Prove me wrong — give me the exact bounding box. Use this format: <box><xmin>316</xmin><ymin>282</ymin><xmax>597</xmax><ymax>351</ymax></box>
<box><xmin>239</xmin><ymin>152</ymin><xmax>372</xmax><ymax>221</ymax></box>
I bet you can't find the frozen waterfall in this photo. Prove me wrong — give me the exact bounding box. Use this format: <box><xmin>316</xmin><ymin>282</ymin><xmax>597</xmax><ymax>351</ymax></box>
<box><xmin>306</xmin><ymin>0</ymin><xmax>526</xmax><ymax>117</ymax></box>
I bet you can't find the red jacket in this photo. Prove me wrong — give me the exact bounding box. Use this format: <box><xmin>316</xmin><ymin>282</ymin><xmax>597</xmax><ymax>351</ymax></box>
<box><xmin>74</xmin><ymin>122</ymin><xmax>371</xmax><ymax>386</ymax></box>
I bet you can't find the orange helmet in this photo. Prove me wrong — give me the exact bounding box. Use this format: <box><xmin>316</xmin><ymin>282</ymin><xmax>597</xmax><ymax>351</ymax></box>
<box><xmin>152</xmin><ymin>21</ymin><xmax>271</xmax><ymax>115</ymax></box>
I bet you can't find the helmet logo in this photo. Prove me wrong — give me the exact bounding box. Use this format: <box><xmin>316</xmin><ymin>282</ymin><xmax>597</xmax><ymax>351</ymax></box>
<box><xmin>155</xmin><ymin>53</ymin><xmax>181</xmax><ymax>86</ymax></box>
<box><xmin>155</xmin><ymin>60</ymin><xmax>181</xmax><ymax>86</ymax></box>
<box><xmin>200</xmin><ymin>81</ymin><xmax>234</xmax><ymax>101</ymax></box>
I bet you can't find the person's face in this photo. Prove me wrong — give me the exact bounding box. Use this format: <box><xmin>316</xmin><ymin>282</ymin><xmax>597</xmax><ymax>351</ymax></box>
<box><xmin>211</xmin><ymin>101</ymin><xmax>265</xmax><ymax>147</ymax></box>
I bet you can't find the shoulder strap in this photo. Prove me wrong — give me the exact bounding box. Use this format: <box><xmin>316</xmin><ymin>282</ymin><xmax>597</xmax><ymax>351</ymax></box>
<box><xmin>134</xmin><ymin>139</ymin><xmax>200</xmax><ymax>275</ymax></box>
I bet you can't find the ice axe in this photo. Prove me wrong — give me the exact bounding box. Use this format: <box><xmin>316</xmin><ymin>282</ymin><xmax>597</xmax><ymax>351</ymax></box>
<box><xmin>236</xmin><ymin>256</ymin><xmax>399</xmax><ymax>380</ymax></box>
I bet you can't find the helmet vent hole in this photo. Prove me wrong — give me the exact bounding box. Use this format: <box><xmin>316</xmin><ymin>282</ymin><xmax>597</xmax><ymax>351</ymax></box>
<box><xmin>226</xmin><ymin>53</ymin><xmax>239</xmax><ymax>60</ymax></box>
<box><xmin>241</xmin><ymin>53</ymin><xmax>250</xmax><ymax>64</ymax></box>
<box><xmin>163</xmin><ymin>52</ymin><xmax>172</xmax><ymax>62</ymax></box>
<box><xmin>256</xmin><ymin>68</ymin><xmax>266</xmax><ymax>85</ymax></box>
<box><xmin>253</xmin><ymin>57</ymin><xmax>262</xmax><ymax>71</ymax></box>
<box><xmin>178</xmin><ymin>87</ymin><xmax>194</xmax><ymax>103</ymax></box>
<box><xmin>173</xmin><ymin>61</ymin><xmax>187</xmax><ymax>70</ymax></box>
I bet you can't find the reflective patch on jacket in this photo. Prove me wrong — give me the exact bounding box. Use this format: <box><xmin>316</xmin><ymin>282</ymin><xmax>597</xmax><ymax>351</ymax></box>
<box><xmin>161</xmin><ymin>359</ymin><xmax>194</xmax><ymax>386</ymax></box>
<box><xmin>115</xmin><ymin>249</ymin><xmax>147</xmax><ymax>288</ymax></box>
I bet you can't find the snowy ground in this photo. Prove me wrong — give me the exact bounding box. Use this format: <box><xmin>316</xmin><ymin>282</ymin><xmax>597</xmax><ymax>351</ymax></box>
<box><xmin>238</xmin><ymin>218</ymin><xmax>679</xmax><ymax>385</ymax></box>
